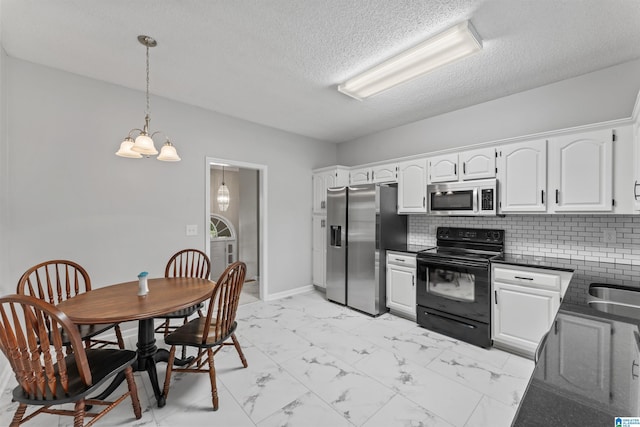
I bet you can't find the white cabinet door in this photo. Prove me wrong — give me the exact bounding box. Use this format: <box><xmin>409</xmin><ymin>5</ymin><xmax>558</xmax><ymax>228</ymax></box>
<box><xmin>549</xmin><ymin>129</ymin><xmax>614</xmax><ymax>212</ymax></box>
<box><xmin>386</xmin><ymin>266</ymin><xmax>416</xmax><ymax>318</ymax></box>
<box><xmin>313</xmin><ymin>168</ymin><xmax>349</xmax><ymax>214</ymax></box>
<box><xmin>372</xmin><ymin>164</ymin><xmax>397</xmax><ymax>183</ymax></box>
<box><xmin>312</xmin><ymin>215</ymin><xmax>326</xmax><ymax>287</ymax></box>
<box><xmin>398</xmin><ymin>159</ymin><xmax>428</xmax><ymax>213</ymax></box>
<box><xmin>428</xmin><ymin>153</ymin><xmax>458</xmax><ymax>183</ymax></box>
<box><xmin>350</xmin><ymin>167</ymin><xmax>370</xmax><ymax>184</ymax></box>
<box><xmin>460</xmin><ymin>147</ymin><xmax>496</xmax><ymax>180</ymax></box>
<box><xmin>634</xmin><ymin>123</ymin><xmax>640</xmax><ymax>211</ymax></box>
<box><xmin>312</xmin><ymin>174</ymin><xmax>326</xmax><ymax>213</ymax></box>
<box><xmin>493</xmin><ymin>282</ymin><xmax>560</xmax><ymax>357</ymax></box>
<box><xmin>544</xmin><ymin>313</ymin><xmax>612</xmax><ymax>402</ymax></box>
<box><xmin>386</xmin><ymin>253</ymin><xmax>416</xmax><ymax>319</ymax></box>
<box><xmin>498</xmin><ymin>139</ymin><xmax>547</xmax><ymax>213</ymax></box>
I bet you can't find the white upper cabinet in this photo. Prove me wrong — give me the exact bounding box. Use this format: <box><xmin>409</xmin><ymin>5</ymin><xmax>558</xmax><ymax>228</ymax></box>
<box><xmin>428</xmin><ymin>153</ymin><xmax>458</xmax><ymax>183</ymax></box>
<box><xmin>313</xmin><ymin>167</ymin><xmax>349</xmax><ymax>214</ymax></box>
<box><xmin>349</xmin><ymin>167</ymin><xmax>370</xmax><ymax>185</ymax></box>
<box><xmin>428</xmin><ymin>147</ymin><xmax>495</xmax><ymax>183</ymax></box>
<box><xmin>371</xmin><ymin>163</ymin><xmax>397</xmax><ymax>183</ymax></box>
<box><xmin>460</xmin><ymin>147</ymin><xmax>496</xmax><ymax>180</ymax></box>
<box><xmin>548</xmin><ymin>129</ymin><xmax>614</xmax><ymax>212</ymax></box>
<box><xmin>398</xmin><ymin>159</ymin><xmax>428</xmax><ymax>213</ymax></box>
<box><xmin>349</xmin><ymin>163</ymin><xmax>398</xmax><ymax>184</ymax></box>
<box><xmin>498</xmin><ymin>139</ymin><xmax>547</xmax><ymax>213</ymax></box>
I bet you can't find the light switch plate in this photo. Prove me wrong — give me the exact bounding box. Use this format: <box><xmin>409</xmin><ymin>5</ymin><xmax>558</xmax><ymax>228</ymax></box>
<box><xmin>186</xmin><ymin>224</ymin><xmax>198</xmax><ymax>236</ymax></box>
<box><xmin>603</xmin><ymin>228</ymin><xmax>616</xmax><ymax>244</ymax></box>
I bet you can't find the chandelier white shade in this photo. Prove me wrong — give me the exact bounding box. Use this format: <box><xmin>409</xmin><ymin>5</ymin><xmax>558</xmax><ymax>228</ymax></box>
<box><xmin>115</xmin><ymin>137</ymin><xmax>142</xmax><ymax>158</ymax></box>
<box><xmin>338</xmin><ymin>20</ymin><xmax>482</xmax><ymax>100</ymax></box>
<box><xmin>115</xmin><ymin>35</ymin><xmax>181</xmax><ymax>162</ymax></box>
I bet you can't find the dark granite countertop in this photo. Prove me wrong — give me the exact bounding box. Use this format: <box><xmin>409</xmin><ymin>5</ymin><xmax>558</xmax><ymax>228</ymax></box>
<box><xmin>386</xmin><ymin>244</ymin><xmax>434</xmax><ymax>255</ymax></box>
<box><xmin>497</xmin><ymin>255</ymin><xmax>640</xmax><ymax>425</ymax></box>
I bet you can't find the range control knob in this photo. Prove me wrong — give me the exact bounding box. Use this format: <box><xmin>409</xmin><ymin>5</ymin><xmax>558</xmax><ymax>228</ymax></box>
<box><xmin>492</xmin><ymin>231</ymin><xmax>501</xmax><ymax>241</ymax></box>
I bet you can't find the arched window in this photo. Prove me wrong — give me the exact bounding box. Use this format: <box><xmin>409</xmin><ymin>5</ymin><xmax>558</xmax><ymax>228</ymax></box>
<box><xmin>210</xmin><ymin>214</ymin><xmax>235</xmax><ymax>239</ymax></box>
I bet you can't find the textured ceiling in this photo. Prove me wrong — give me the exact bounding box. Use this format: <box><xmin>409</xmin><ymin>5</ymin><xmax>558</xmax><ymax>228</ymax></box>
<box><xmin>2</xmin><ymin>0</ymin><xmax>640</xmax><ymax>143</ymax></box>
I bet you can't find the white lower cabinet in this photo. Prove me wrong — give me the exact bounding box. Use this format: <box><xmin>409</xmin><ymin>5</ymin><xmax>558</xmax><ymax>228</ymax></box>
<box><xmin>542</xmin><ymin>312</ymin><xmax>612</xmax><ymax>402</ymax></box>
<box><xmin>491</xmin><ymin>264</ymin><xmax>572</xmax><ymax>359</ymax></box>
<box><xmin>386</xmin><ymin>252</ymin><xmax>416</xmax><ymax>320</ymax></box>
<box><xmin>312</xmin><ymin>215</ymin><xmax>326</xmax><ymax>287</ymax></box>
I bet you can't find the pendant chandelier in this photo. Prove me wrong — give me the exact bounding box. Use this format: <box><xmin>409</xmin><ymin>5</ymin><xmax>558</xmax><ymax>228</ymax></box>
<box><xmin>217</xmin><ymin>166</ymin><xmax>230</xmax><ymax>212</ymax></box>
<box><xmin>115</xmin><ymin>35</ymin><xmax>181</xmax><ymax>161</ymax></box>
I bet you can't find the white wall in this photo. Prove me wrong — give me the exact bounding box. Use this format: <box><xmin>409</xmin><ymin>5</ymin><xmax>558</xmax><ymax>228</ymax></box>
<box><xmin>0</xmin><ymin>4</ymin><xmax>10</xmax><ymax>380</ymax></box>
<box><xmin>238</xmin><ymin>168</ymin><xmax>259</xmax><ymax>279</ymax></box>
<box><xmin>337</xmin><ymin>59</ymin><xmax>640</xmax><ymax>165</ymax></box>
<box><xmin>4</xmin><ymin>57</ymin><xmax>337</xmax><ymax>296</ymax></box>
<box><xmin>0</xmin><ymin>43</ymin><xmax>6</xmax><ymax>290</ymax></box>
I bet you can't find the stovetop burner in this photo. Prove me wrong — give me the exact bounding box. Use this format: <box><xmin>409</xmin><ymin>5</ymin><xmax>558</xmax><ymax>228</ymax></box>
<box><xmin>416</xmin><ymin>227</ymin><xmax>505</xmax><ymax>263</ymax></box>
<box><xmin>418</xmin><ymin>247</ymin><xmax>503</xmax><ymax>262</ymax></box>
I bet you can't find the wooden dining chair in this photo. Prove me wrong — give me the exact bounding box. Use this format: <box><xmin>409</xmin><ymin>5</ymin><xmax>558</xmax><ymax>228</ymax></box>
<box><xmin>0</xmin><ymin>294</ymin><xmax>142</xmax><ymax>427</ymax></box>
<box><xmin>17</xmin><ymin>260</ymin><xmax>125</xmax><ymax>350</ymax></box>
<box><xmin>162</xmin><ymin>261</ymin><xmax>247</xmax><ymax>411</ymax></box>
<box><xmin>154</xmin><ymin>248</ymin><xmax>211</xmax><ymax>337</ymax></box>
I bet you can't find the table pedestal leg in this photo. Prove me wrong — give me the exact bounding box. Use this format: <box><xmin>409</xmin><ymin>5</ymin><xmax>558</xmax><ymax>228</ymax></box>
<box><xmin>92</xmin><ymin>318</ymin><xmax>195</xmax><ymax>408</ymax></box>
<box><xmin>137</xmin><ymin>318</ymin><xmax>166</xmax><ymax>407</ymax></box>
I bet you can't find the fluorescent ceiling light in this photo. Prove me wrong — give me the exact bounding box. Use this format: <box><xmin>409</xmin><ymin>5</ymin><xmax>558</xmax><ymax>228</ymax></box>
<box><xmin>338</xmin><ymin>20</ymin><xmax>482</xmax><ymax>100</ymax></box>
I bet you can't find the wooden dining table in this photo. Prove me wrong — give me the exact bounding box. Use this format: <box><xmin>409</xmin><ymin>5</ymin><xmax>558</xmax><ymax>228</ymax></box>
<box><xmin>57</xmin><ymin>277</ymin><xmax>215</xmax><ymax>407</ymax></box>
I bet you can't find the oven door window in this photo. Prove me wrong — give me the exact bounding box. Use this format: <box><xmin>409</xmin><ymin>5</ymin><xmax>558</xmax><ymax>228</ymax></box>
<box><xmin>427</xmin><ymin>266</ymin><xmax>475</xmax><ymax>302</ymax></box>
<box><xmin>430</xmin><ymin>190</ymin><xmax>474</xmax><ymax>211</ymax></box>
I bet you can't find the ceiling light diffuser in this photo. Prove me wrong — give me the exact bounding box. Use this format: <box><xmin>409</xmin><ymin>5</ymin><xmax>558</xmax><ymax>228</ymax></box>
<box><xmin>338</xmin><ymin>20</ymin><xmax>482</xmax><ymax>100</ymax></box>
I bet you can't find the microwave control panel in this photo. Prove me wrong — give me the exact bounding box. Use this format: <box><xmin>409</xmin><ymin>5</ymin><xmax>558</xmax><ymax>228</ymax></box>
<box><xmin>481</xmin><ymin>189</ymin><xmax>494</xmax><ymax>211</ymax></box>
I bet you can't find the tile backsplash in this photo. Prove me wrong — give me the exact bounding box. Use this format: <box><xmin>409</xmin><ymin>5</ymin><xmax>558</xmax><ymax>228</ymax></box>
<box><xmin>409</xmin><ymin>215</ymin><xmax>640</xmax><ymax>265</ymax></box>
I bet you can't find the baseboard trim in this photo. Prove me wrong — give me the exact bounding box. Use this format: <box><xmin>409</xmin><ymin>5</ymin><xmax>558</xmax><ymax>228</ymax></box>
<box><xmin>265</xmin><ymin>285</ymin><xmax>315</xmax><ymax>301</ymax></box>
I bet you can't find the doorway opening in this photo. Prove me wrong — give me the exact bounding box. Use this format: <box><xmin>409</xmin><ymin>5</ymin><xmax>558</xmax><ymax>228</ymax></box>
<box><xmin>205</xmin><ymin>157</ymin><xmax>267</xmax><ymax>303</ymax></box>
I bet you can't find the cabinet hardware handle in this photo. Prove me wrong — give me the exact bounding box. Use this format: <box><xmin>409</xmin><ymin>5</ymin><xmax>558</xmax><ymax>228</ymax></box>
<box><xmin>554</xmin><ymin>320</ymin><xmax>558</xmax><ymax>334</ymax></box>
<box><xmin>555</xmin><ymin>189</ymin><xmax>559</xmax><ymax>204</ymax></box>
<box><xmin>372</xmin><ymin>171</ymin><xmax>375</xmax><ymax>180</ymax></box>
<box><xmin>635</xmin><ymin>181</ymin><xmax>640</xmax><ymax>201</ymax></box>
<box><xmin>423</xmin><ymin>197</ymin><xmax>426</xmax><ymax>207</ymax></box>
<box><xmin>321</xmin><ymin>200</ymin><xmax>326</xmax><ymax>209</ymax></box>
<box><xmin>463</xmin><ymin>162</ymin><xmax>466</xmax><ymax>175</ymax></box>
<box><xmin>321</xmin><ymin>219</ymin><xmax>325</xmax><ymax>228</ymax></box>
<box><xmin>454</xmin><ymin>164</ymin><xmax>457</xmax><ymax>175</ymax></box>
<box><xmin>367</xmin><ymin>171</ymin><xmax>370</xmax><ymax>181</ymax></box>
<box><xmin>541</xmin><ymin>190</ymin><xmax>545</xmax><ymax>205</ymax></box>
<box><xmin>514</xmin><ymin>276</ymin><xmax>534</xmax><ymax>280</ymax></box>
<box><xmin>394</xmin><ymin>258</ymin><xmax>405</xmax><ymax>262</ymax></box>
<box><xmin>494</xmin><ymin>290</ymin><xmax>498</xmax><ymax>304</ymax></box>
<box><xmin>633</xmin><ymin>360</ymin><xmax>639</xmax><ymax>379</ymax></box>
<box><xmin>412</xmin><ymin>276</ymin><xmax>415</xmax><ymax>286</ymax></box>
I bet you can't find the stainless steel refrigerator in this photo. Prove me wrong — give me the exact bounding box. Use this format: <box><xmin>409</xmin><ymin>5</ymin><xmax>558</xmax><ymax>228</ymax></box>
<box><xmin>326</xmin><ymin>183</ymin><xmax>407</xmax><ymax>316</ymax></box>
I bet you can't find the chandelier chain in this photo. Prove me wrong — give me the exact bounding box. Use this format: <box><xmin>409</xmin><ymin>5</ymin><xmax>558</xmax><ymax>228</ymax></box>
<box><xmin>145</xmin><ymin>43</ymin><xmax>150</xmax><ymax>115</ymax></box>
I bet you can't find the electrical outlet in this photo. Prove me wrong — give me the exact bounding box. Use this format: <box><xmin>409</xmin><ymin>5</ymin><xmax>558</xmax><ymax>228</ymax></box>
<box><xmin>186</xmin><ymin>224</ymin><xmax>198</xmax><ymax>236</ymax></box>
<box><xmin>603</xmin><ymin>228</ymin><xmax>616</xmax><ymax>244</ymax></box>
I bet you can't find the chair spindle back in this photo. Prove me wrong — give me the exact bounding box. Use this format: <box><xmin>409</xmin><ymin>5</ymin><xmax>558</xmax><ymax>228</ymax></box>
<box><xmin>0</xmin><ymin>294</ymin><xmax>91</xmax><ymax>400</ymax></box>
<box><xmin>17</xmin><ymin>260</ymin><xmax>91</xmax><ymax>305</ymax></box>
<box><xmin>165</xmin><ymin>249</ymin><xmax>211</xmax><ymax>279</ymax></box>
<box><xmin>202</xmin><ymin>262</ymin><xmax>246</xmax><ymax>344</ymax></box>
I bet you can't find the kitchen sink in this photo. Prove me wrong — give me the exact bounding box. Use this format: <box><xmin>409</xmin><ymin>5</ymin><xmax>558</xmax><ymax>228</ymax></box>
<box><xmin>588</xmin><ymin>283</ymin><xmax>640</xmax><ymax>318</ymax></box>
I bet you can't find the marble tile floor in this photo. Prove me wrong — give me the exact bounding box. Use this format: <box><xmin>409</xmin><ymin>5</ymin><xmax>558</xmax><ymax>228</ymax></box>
<box><xmin>0</xmin><ymin>290</ymin><xmax>534</xmax><ymax>427</ymax></box>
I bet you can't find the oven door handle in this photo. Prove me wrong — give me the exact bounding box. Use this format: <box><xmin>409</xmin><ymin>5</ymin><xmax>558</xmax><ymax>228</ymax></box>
<box><xmin>419</xmin><ymin>258</ymin><xmax>489</xmax><ymax>270</ymax></box>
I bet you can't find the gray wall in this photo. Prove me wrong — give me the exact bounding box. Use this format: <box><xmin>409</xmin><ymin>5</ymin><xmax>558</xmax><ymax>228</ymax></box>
<box><xmin>239</xmin><ymin>168</ymin><xmax>259</xmax><ymax>280</ymax></box>
<box><xmin>337</xmin><ymin>59</ymin><xmax>640</xmax><ymax>165</ymax></box>
<box><xmin>3</xmin><ymin>57</ymin><xmax>337</xmax><ymax>296</ymax></box>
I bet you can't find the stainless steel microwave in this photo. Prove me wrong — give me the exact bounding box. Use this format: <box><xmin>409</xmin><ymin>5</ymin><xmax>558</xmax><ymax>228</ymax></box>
<box><xmin>427</xmin><ymin>179</ymin><xmax>498</xmax><ymax>216</ymax></box>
